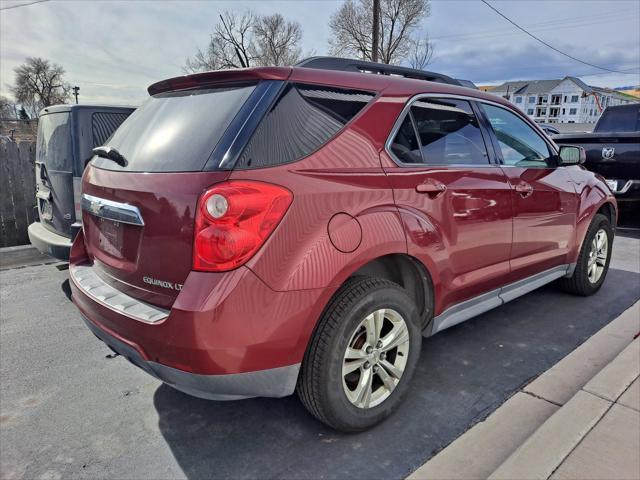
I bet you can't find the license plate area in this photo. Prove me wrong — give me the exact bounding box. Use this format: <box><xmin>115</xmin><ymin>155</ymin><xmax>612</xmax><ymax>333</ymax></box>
<box><xmin>98</xmin><ymin>218</ymin><xmax>123</xmax><ymax>258</ymax></box>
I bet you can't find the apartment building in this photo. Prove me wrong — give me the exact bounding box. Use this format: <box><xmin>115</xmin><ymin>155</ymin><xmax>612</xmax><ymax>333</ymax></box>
<box><xmin>490</xmin><ymin>76</ymin><xmax>636</xmax><ymax>124</ymax></box>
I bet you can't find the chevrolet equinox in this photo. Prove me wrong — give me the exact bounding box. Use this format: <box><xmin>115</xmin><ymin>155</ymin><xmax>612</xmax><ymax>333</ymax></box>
<box><xmin>70</xmin><ymin>57</ymin><xmax>617</xmax><ymax>431</ymax></box>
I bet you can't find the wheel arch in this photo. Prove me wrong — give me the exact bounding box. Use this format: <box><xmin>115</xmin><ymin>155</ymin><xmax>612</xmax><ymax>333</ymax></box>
<box><xmin>596</xmin><ymin>201</ymin><xmax>617</xmax><ymax>229</ymax></box>
<box><xmin>570</xmin><ymin>181</ymin><xmax>617</xmax><ymax>264</ymax></box>
<box><xmin>346</xmin><ymin>253</ymin><xmax>435</xmax><ymax>329</ymax></box>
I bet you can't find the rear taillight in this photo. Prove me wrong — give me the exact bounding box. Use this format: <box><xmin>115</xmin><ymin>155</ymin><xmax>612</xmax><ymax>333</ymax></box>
<box><xmin>193</xmin><ymin>181</ymin><xmax>293</xmax><ymax>272</ymax></box>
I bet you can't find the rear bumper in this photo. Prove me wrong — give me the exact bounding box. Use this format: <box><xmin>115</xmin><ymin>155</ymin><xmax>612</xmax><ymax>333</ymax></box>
<box><xmin>69</xmin><ymin>231</ymin><xmax>329</xmax><ymax>400</ymax></box>
<box><xmin>82</xmin><ymin>314</ymin><xmax>300</xmax><ymax>400</ymax></box>
<box><xmin>28</xmin><ymin>221</ymin><xmax>71</xmax><ymax>260</ymax></box>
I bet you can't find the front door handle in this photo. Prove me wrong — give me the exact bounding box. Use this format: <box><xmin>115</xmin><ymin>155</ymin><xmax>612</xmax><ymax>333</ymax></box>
<box><xmin>416</xmin><ymin>180</ymin><xmax>447</xmax><ymax>197</ymax></box>
<box><xmin>515</xmin><ymin>181</ymin><xmax>533</xmax><ymax>198</ymax></box>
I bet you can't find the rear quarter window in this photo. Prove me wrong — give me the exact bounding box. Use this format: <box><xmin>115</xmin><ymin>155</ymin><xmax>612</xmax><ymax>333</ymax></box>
<box><xmin>235</xmin><ymin>84</ymin><xmax>375</xmax><ymax>169</ymax></box>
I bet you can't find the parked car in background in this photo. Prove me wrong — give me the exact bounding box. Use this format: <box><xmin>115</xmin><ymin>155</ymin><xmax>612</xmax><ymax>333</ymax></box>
<box><xmin>69</xmin><ymin>57</ymin><xmax>617</xmax><ymax>432</ymax></box>
<box><xmin>28</xmin><ymin>104</ymin><xmax>135</xmax><ymax>260</ymax></box>
<box><xmin>553</xmin><ymin>103</ymin><xmax>639</xmax><ymax>210</ymax></box>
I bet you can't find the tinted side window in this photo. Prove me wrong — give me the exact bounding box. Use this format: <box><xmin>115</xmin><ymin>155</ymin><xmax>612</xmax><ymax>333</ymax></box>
<box><xmin>390</xmin><ymin>115</ymin><xmax>421</xmax><ymax>164</ymax></box>
<box><xmin>595</xmin><ymin>106</ymin><xmax>640</xmax><ymax>133</ymax></box>
<box><xmin>480</xmin><ymin>104</ymin><xmax>552</xmax><ymax>167</ymax></box>
<box><xmin>411</xmin><ymin>99</ymin><xmax>489</xmax><ymax>165</ymax></box>
<box><xmin>92</xmin><ymin>112</ymin><xmax>132</xmax><ymax>147</ymax></box>
<box><xmin>236</xmin><ymin>84</ymin><xmax>374</xmax><ymax>169</ymax></box>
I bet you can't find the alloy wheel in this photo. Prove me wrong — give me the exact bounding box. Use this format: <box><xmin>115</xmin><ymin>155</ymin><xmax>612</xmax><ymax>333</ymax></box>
<box><xmin>587</xmin><ymin>228</ymin><xmax>608</xmax><ymax>284</ymax></box>
<box><xmin>342</xmin><ymin>308</ymin><xmax>410</xmax><ymax>409</ymax></box>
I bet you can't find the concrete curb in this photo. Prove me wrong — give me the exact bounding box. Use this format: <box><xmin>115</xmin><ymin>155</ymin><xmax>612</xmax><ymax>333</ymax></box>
<box><xmin>488</xmin><ymin>390</ymin><xmax>611</xmax><ymax>479</ymax></box>
<box><xmin>408</xmin><ymin>301</ymin><xmax>640</xmax><ymax>480</ymax></box>
<box><xmin>407</xmin><ymin>392</ymin><xmax>559</xmax><ymax>480</ymax></box>
<box><xmin>490</xmin><ymin>339</ymin><xmax>639</xmax><ymax>479</ymax></box>
<box><xmin>524</xmin><ymin>301</ymin><xmax>640</xmax><ymax>405</ymax></box>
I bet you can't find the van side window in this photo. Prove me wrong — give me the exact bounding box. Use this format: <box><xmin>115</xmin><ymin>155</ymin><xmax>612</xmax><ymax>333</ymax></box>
<box><xmin>91</xmin><ymin>112</ymin><xmax>133</xmax><ymax>147</ymax></box>
<box><xmin>236</xmin><ymin>84</ymin><xmax>374</xmax><ymax>169</ymax></box>
<box><xmin>480</xmin><ymin>104</ymin><xmax>552</xmax><ymax>167</ymax></box>
<box><xmin>411</xmin><ymin>99</ymin><xmax>489</xmax><ymax>165</ymax></box>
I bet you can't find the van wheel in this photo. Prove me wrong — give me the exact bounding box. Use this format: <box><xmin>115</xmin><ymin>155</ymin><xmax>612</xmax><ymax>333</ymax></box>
<box><xmin>560</xmin><ymin>213</ymin><xmax>613</xmax><ymax>296</ymax></box>
<box><xmin>297</xmin><ymin>276</ymin><xmax>422</xmax><ymax>432</ymax></box>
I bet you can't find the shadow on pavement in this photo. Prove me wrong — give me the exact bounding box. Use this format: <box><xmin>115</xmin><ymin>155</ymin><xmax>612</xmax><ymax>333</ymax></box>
<box><xmin>153</xmin><ymin>268</ymin><xmax>640</xmax><ymax>480</ymax></box>
<box><xmin>61</xmin><ymin>278</ymin><xmax>73</xmax><ymax>301</ymax></box>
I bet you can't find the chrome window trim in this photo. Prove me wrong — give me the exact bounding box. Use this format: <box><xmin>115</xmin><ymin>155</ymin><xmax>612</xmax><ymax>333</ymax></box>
<box><xmin>81</xmin><ymin>193</ymin><xmax>144</xmax><ymax>226</ymax></box>
<box><xmin>384</xmin><ymin>93</ymin><xmax>559</xmax><ymax>169</ymax></box>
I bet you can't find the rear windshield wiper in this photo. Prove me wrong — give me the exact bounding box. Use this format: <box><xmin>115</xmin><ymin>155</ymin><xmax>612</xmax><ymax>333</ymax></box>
<box><xmin>92</xmin><ymin>146</ymin><xmax>128</xmax><ymax>167</ymax></box>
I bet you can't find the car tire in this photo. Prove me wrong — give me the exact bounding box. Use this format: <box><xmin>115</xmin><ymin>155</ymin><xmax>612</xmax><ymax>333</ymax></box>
<box><xmin>297</xmin><ymin>276</ymin><xmax>422</xmax><ymax>432</ymax></box>
<box><xmin>559</xmin><ymin>213</ymin><xmax>613</xmax><ymax>296</ymax></box>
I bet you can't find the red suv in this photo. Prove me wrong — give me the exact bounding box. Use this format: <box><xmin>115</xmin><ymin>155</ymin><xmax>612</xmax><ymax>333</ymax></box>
<box><xmin>70</xmin><ymin>57</ymin><xmax>616</xmax><ymax>431</ymax></box>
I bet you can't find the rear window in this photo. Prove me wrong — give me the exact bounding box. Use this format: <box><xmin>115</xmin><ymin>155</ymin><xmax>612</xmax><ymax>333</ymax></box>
<box><xmin>92</xmin><ymin>85</ymin><xmax>256</xmax><ymax>172</ymax></box>
<box><xmin>235</xmin><ymin>84</ymin><xmax>375</xmax><ymax>169</ymax></box>
<box><xmin>36</xmin><ymin>112</ymin><xmax>72</xmax><ymax>171</ymax></box>
<box><xmin>595</xmin><ymin>106</ymin><xmax>640</xmax><ymax>132</ymax></box>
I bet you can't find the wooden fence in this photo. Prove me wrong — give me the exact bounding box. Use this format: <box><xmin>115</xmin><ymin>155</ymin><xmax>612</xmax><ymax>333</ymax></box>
<box><xmin>1</xmin><ymin>139</ymin><xmax>37</xmax><ymax>247</ymax></box>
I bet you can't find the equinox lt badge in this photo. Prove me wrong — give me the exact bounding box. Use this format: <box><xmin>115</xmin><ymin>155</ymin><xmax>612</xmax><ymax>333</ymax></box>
<box><xmin>143</xmin><ymin>276</ymin><xmax>183</xmax><ymax>291</ymax></box>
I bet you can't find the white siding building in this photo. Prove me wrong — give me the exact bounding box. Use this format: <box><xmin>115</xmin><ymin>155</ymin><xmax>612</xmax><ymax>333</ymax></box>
<box><xmin>490</xmin><ymin>77</ymin><xmax>636</xmax><ymax>125</ymax></box>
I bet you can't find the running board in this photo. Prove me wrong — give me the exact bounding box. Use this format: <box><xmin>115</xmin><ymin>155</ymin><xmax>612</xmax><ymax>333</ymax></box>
<box><xmin>427</xmin><ymin>264</ymin><xmax>575</xmax><ymax>336</ymax></box>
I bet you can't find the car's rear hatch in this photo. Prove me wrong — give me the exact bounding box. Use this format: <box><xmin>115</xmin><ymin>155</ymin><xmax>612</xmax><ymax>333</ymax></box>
<box><xmin>80</xmin><ymin>78</ymin><xmax>281</xmax><ymax>308</ymax></box>
<box><xmin>36</xmin><ymin>110</ymin><xmax>75</xmax><ymax>238</ymax></box>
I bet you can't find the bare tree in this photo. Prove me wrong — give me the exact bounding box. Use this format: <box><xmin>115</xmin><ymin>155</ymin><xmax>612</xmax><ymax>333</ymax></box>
<box><xmin>329</xmin><ymin>0</ymin><xmax>433</xmax><ymax>66</ymax></box>
<box><xmin>185</xmin><ymin>11</ymin><xmax>304</xmax><ymax>73</ymax></box>
<box><xmin>11</xmin><ymin>57</ymin><xmax>71</xmax><ymax>117</ymax></box>
<box><xmin>408</xmin><ymin>35</ymin><xmax>435</xmax><ymax>69</ymax></box>
<box><xmin>253</xmin><ymin>14</ymin><xmax>303</xmax><ymax>67</ymax></box>
<box><xmin>185</xmin><ymin>11</ymin><xmax>256</xmax><ymax>72</ymax></box>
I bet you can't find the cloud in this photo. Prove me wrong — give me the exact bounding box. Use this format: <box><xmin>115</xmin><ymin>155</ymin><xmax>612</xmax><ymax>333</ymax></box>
<box><xmin>1</xmin><ymin>0</ymin><xmax>638</xmax><ymax>105</ymax></box>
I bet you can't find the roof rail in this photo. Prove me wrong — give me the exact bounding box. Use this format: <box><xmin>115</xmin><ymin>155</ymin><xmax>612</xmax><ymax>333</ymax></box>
<box><xmin>295</xmin><ymin>56</ymin><xmax>462</xmax><ymax>87</ymax></box>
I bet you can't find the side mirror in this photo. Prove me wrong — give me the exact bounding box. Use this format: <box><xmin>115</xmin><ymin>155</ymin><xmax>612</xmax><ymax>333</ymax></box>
<box><xmin>558</xmin><ymin>145</ymin><xmax>585</xmax><ymax>166</ymax></box>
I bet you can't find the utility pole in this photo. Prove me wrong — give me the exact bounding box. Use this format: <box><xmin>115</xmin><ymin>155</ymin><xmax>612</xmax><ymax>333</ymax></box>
<box><xmin>72</xmin><ymin>86</ymin><xmax>80</xmax><ymax>104</ymax></box>
<box><xmin>372</xmin><ymin>0</ymin><xmax>380</xmax><ymax>62</ymax></box>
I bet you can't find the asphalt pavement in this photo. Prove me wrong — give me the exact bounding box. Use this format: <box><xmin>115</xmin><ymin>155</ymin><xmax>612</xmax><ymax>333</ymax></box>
<box><xmin>1</xmin><ymin>233</ymin><xmax>639</xmax><ymax>480</ymax></box>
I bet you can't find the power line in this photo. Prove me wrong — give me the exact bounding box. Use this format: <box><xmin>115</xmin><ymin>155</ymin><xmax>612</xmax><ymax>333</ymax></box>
<box><xmin>431</xmin><ymin>9</ymin><xmax>638</xmax><ymax>42</ymax></box>
<box><xmin>0</xmin><ymin>0</ymin><xmax>50</xmax><ymax>10</ymax></box>
<box><xmin>578</xmin><ymin>68</ymin><xmax>640</xmax><ymax>78</ymax></box>
<box><xmin>480</xmin><ymin>0</ymin><xmax>639</xmax><ymax>75</ymax></box>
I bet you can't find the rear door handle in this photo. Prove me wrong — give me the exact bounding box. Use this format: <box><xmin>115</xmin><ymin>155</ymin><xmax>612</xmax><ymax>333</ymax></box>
<box><xmin>416</xmin><ymin>180</ymin><xmax>447</xmax><ymax>197</ymax></box>
<box><xmin>515</xmin><ymin>181</ymin><xmax>533</xmax><ymax>198</ymax></box>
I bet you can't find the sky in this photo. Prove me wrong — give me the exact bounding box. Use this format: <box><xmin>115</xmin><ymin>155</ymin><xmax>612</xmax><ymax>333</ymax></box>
<box><xmin>1</xmin><ymin>0</ymin><xmax>639</xmax><ymax>106</ymax></box>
